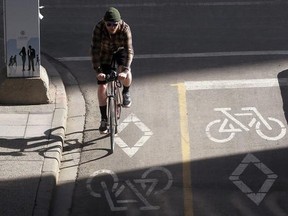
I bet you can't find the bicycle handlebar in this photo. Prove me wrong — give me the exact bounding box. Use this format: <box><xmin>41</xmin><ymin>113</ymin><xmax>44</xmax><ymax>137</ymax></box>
<box><xmin>105</xmin><ymin>47</ymin><xmax>124</xmax><ymax>82</ymax></box>
<box><xmin>105</xmin><ymin>70</ymin><xmax>118</xmax><ymax>82</ymax></box>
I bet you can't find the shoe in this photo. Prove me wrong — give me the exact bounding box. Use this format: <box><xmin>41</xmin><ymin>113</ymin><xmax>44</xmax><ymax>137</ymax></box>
<box><xmin>99</xmin><ymin>119</ymin><xmax>108</xmax><ymax>134</ymax></box>
<box><xmin>122</xmin><ymin>91</ymin><xmax>132</xmax><ymax>108</ymax></box>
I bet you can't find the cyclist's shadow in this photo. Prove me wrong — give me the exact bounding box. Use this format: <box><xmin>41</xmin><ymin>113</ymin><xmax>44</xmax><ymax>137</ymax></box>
<box><xmin>278</xmin><ymin>69</ymin><xmax>288</xmax><ymax>124</ymax></box>
<box><xmin>64</xmin><ymin>129</ymin><xmax>113</xmax><ymax>162</ymax></box>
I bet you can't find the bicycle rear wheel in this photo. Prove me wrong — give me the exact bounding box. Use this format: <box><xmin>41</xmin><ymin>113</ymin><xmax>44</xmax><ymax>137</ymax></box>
<box><xmin>108</xmin><ymin>97</ymin><xmax>116</xmax><ymax>152</ymax></box>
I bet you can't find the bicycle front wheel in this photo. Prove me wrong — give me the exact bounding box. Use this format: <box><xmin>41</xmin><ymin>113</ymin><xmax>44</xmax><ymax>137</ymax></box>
<box><xmin>108</xmin><ymin>97</ymin><xmax>116</xmax><ymax>152</ymax></box>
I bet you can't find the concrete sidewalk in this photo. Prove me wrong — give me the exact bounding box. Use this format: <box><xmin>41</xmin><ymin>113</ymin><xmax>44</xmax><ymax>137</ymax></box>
<box><xmin>0</xmin><ymin>57</ymin><xmax>67</xmax><ymax>216</ymax></box>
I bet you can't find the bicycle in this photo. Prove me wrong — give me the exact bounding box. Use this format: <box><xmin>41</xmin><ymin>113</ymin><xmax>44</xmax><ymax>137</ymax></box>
<box><xmin>105</xmin><ymin>55</ymin><xmax>123</xmax><ymax>153</ymax></box>
<box><xmin>86</xmin><ymin>166</ymin><xmax>173</xmax><ymax>211</ymax></box>
<box><xmin>206</xmin><ymin>107</ymin><xmax>286</xmax><ymax>143</ymax></box>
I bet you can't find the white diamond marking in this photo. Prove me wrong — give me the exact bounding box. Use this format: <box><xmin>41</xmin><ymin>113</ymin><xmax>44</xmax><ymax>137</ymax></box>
<box><xmin>229</xmin><ymin>153</ymin><xmax>278</xmax><ymax>205</ymax></box>
<box><xmin>116</xmin><ymin>113</ymin><xmax>153</xmax><ymax>157</ymax></box>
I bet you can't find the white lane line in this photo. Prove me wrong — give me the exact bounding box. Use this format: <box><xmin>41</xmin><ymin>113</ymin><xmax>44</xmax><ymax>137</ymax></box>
<box><xmin>57</xmin><ymin>50</ymin><xmax>288</xmax><ymax>62</ymax></box>
<box><xmin>185</xmin><ymin>78</ymin><xmax>288</xmax><ymax>90</ymax></box>
<box><xmin>44</xmin><ymin>1</ymin><xmax>277</xmax><ymax>8</ymax></box>
<box><xmin>58</xmin><ymin>56</ymin><xmax>90</xmax><ymax>61</ymax></box>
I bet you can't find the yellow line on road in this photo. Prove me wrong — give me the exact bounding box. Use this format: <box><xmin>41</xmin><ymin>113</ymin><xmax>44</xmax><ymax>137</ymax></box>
<box><xmin>173</xmin><ymin>83</ymin><xmax>193</xmax><ymax>216</ymax></box>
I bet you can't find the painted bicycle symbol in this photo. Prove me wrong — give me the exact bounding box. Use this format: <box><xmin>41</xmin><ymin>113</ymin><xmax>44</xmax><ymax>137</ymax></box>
<box><xmin>86</xmin><ymin>166</ymin><xmax>173</xmax><ymax>211</ymax></box>
<box><xmin>206</xmin><ymin>107</ymin><xmax>286</xmax><ymax>143</ymax></box>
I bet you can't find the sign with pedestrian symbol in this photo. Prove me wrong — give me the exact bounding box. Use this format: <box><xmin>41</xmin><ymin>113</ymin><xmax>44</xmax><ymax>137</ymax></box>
<box><xmin>4</xmin><ymin>0</ymin><xmax>40</xmax><ymax>77</ymax></box>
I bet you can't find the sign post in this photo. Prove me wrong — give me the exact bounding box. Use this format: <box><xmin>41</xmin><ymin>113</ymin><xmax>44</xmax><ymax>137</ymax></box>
<box><xmin>4</xmin><ymin>0</ymin><xmax>40</xmax><ymax>77</ymax></box>
<box><xmin>0</xmin><ymin>0</ymin><xmax>49</xmax><ymax>105</ymax></box>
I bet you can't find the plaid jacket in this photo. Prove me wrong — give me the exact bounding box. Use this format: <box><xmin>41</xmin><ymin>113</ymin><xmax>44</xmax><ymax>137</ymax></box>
<box><xmin>91</xmin><ymin>20</ymin><xmax>134</xmax><ymax>72</ymax></box>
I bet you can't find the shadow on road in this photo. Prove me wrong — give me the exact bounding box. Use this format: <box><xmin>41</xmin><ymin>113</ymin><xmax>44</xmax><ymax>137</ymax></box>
<box><xmin>51</xmin><ymin>149</ymin><xmax>288</xmax><ymax>216</ymax></box>
<box><xmin>278</xmin><ymin>69</ymin><xmax>288</xmax><ymax>125</ymax></box>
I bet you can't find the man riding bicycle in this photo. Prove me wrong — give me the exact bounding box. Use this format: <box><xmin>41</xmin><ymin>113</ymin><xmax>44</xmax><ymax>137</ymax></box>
<box><xmin>91</xmin><ymin>7</ymin><xmax>134</xmax><ymax>133</ymax></box>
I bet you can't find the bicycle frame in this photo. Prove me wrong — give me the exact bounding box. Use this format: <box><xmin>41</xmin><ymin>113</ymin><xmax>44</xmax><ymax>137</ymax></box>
<box><xmin>107</xmin><ymin>80</ymin><xmax>116</xmax><ymax>152</ymax></box>
<box><xmin>206</xmin><ymin>107</ymin><xmax>286</xmax><ymax>143</ymax></box>
<box><xmin>106</xmin><ymin>54</ymin><xmax>122</xmax><ymax>153</ymax></box>
<box><xmin>215</xmin><ymin>107</ymin><xmax>272</xmax><ymax>132</ymax></box>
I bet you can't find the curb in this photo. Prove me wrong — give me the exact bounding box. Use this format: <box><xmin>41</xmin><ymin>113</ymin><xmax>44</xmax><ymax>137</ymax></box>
<box><xmin>33</xmin><ymin>56</ymin><xmax>67</xmax><ymax>216</ymax></box>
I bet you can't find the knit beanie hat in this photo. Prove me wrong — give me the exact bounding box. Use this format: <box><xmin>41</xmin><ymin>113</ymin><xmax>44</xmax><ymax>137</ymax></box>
<box><xmin>104</xmin><ymin>7</ymin><xmax>121</xmax><ymax>22</ymax></box>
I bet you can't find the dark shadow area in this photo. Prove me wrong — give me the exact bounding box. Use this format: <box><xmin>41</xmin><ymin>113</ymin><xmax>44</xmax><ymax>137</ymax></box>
<box><xmin>0</xmin><ymin>0</ymin><xmax>4</xmax><ymax>70</ymax></box>
<box><xmin>0</xmin><ymin>127</ymin><xmax>64</xmax><ymax>216</ymax></box>
<box><xmin>35</xmin><ymin>0</ymin><xmax>288</xmax><ymax>86</ymax></box>
<box><xmin>189</xmin><ymin>150</ymin><xmax>288</xmax><ymax>216</ymax></box>
<box><xmin>133</xmin><ymin>55</ymin><xmax>288</xmax><ymax>79</ymax></box>
<box><xmin>49</xmin><ymin>149</ymin><xmax>288</xmax><ymax>216</ymax></box>
<box><xmin>37</xmin><ymin>1</ymin><xmax>288</xmax><ymax>57</ymax></box>
<box><xmin>0</xmin><ymin>174</ymin><xmax>55</xmax><ymax>216</ymax></box>
<box><xmin>0</xmin><ymin>149</ymin><xmax>287</xmax><ymax>215</ymax></box>
<box><xmin>278</xmin><ymin>70</ymin><xmax>288</xmax><ymax>124</ymax></box>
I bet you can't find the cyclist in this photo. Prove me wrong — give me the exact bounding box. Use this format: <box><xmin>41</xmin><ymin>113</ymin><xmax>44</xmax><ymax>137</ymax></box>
<box><xmin>91</xmin><ymin>7</ymin><xmax>134</xmax><ymax>133</ymax></box>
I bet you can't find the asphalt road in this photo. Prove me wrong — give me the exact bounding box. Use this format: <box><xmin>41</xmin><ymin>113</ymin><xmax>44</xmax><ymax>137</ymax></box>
<box><xmin>3</xmin><ymin>1</ymin><xmax>288</xmax><ymax>215</ymax></box>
